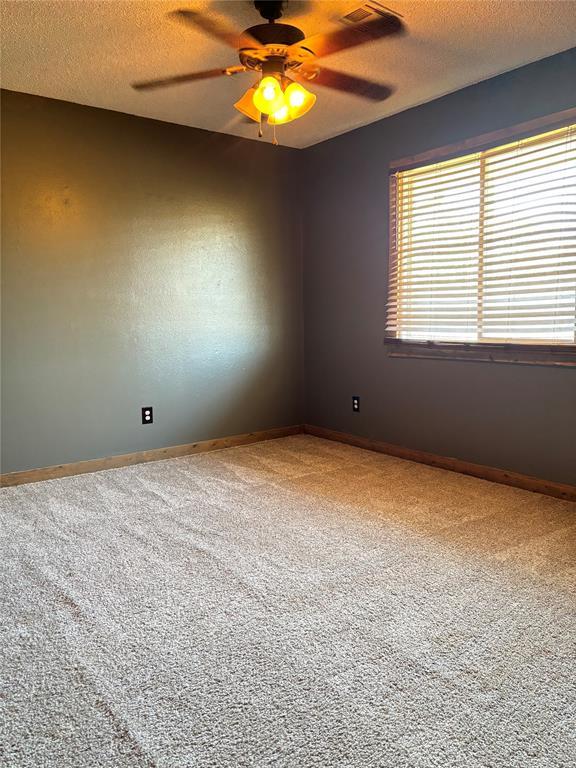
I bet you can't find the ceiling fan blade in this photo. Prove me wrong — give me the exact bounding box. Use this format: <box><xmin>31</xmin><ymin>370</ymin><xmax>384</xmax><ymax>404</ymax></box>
<box><xmin>170</xmin><ymin>9</ymin><xmax>262</xmax><ymax>49</ymax></box>
<box><xmin>293</xmin><ymin>11</ymin><xmax>404</xmax><ymax>59</ymax></box>
<box><xmin>297</xmin><ymin>66</ymin><xmax>393</xmax><ymax>101</ymax></box>
<box><xmin>132</xmin><ymin>66</ymin><xmax>245</xmax><ymax>91</ymax></box>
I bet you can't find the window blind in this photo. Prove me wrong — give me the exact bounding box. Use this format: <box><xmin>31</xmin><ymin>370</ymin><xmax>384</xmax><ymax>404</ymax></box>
<box><xmin>386</xmin><ymin>124</ymin><xmax>576</xmax><ymax>345</ymax></box>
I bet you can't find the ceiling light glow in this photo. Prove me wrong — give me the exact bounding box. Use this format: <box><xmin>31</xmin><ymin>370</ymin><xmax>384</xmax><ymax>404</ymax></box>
<box><xmin>282</xmin><ymin>81</ymin><xmax>316</xmax><ymax>120</ymax></box>
<box><xmin>269</xmin><ymin>105</ymin><xmax>291</xmax><ymax>125</ymax></box>
<box><xmin>235</xmin><ymin>76</ymin><xmax>317</xmax><ymax>134</ymax></box>
<box><xmin>286</xmin><ymin>84</ymin><xmax>306</xmax><ymax>108</ymax></box>
<box><xmin>253</xmin><ymin>76</ymin><xmax>285</xmax><ymax>115</ymax></box>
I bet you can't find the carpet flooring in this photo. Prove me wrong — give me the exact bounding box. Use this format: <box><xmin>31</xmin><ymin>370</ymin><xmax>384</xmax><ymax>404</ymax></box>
<box><xmin>1</xmin><ymin>434</ymin><xmax>575</xmax><ymax>767</ymax></box>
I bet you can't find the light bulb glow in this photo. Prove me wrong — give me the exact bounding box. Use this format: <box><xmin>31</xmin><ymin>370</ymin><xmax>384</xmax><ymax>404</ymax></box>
<box><xmin>262</xmin><ymin>84</ymin><xmax>277</xmax><ymax>102</ymax></box>
<box><xmin>253</xmin><ymin>76</ymin><xmax>285</xmax><ymax>115</ymax></box>
<box><xmin>279</xmin><ymin>81</ymin><xmax>317</xmax><ymax>122</ymax></box>
<box><xmin>273</xmin><ymin>106</ymin><xmax>289</xmax><ymax>122</ymax></box>
<box><xmin>286</xmin><ymin>84</ymin><xmax>305</xmax><ymax>108</ymax></box>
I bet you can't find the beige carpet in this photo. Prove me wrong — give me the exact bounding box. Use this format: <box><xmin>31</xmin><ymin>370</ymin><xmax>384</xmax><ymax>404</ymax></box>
<box><xmin>1</xmin><ymin>434</ymin><xmax>575</xmax><ymax>767</ymax></box>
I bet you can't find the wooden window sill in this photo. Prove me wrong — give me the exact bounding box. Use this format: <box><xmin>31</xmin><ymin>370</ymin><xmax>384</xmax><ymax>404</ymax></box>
<box><xmin>384</xmin><ymin>339</ymin><xmax>576</xmax><ymax>367</ymax></box>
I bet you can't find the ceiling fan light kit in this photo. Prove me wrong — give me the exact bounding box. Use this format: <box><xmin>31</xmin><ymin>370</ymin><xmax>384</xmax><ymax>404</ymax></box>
<box><xmin>249</xmin><ymin>70</ymin><xmax>315</xmax><ymax>124</ymax></box>
<box><xmin>132</xmin><ymin>1</ymin><xmax>405</xmax><ymax>145</ymax></box>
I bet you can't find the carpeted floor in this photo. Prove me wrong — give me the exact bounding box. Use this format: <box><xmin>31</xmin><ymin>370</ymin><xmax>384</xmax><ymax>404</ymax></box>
<box><xmin>1</xmin><ymin>434</ymin><xmax>575</xmax><ymax>768</ymax></box>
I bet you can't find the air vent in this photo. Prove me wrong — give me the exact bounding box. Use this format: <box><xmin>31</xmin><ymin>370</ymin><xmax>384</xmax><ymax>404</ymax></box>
<box><xmin>342</xmin><ymin>7</ymin><xmax>372</xmax><ymax>23</ymax></box>
<box><xmin>340</xmin><ymin>2</ymin><xmax>402</xmax><ymax>24</ymax></box>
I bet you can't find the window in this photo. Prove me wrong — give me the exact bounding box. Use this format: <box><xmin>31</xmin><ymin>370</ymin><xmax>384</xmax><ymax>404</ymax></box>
<box><xmin>386</xmin><ymin>120</ymin><xmax>576</xmax><ymax>364</ymax></box>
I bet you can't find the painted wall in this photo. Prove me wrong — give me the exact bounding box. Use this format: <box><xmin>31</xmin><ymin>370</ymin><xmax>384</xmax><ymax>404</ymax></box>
<box><xmin>3</xmin><ymin>50</ymin><xmax>575</xmax><ymax>482</ymax></box>
<box><xmin>303</xmin><ymin>49</ymin><xmax>576</xmax><ymax>485</ymax></box>
<box><xmin>1</xmin><ymin>91</ymin><xmax>303</xmax><ymax>473</ymax></box>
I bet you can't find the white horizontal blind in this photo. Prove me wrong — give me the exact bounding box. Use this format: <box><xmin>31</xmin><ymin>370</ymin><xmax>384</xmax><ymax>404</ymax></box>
<box><xmin>387</xmin><ymin>124</ymin><xmax>576</xmax><ymax>344</ymax></box>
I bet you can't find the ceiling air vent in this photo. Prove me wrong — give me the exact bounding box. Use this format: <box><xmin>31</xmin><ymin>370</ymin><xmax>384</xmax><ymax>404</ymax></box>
<box><xmin>340</xmin><ymin>2</ymin><xmax>402</xmax><ymax>24</ymax></box>
<box><xmin>341</xmin><ymin>6</ymin><xmax>372</xmax><ymax>23</ymax></box>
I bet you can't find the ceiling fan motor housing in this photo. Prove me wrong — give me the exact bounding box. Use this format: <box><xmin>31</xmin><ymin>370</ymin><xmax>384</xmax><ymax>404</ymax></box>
<box><xmin>239</xmin><ymin>23</ymin><xmax>313</xmax><ymax>73</ymax></box>
<box><xmin>246</xmin><ymin>23</ymin><xmax>304</xmax><ymax>47</ymax></box>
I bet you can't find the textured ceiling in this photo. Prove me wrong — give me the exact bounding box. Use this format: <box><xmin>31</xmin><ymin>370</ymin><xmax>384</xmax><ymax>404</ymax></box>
<box><xmin>1</xmin><ymin>0</ymin><xmax>576</xmax><ymax>148</ymax></box>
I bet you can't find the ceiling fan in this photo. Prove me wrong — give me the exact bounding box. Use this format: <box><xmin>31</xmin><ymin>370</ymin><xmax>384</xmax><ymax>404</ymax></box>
<box><xmin>132</xmin><ymin>1</ymin><xmax>405</xmax><ymax>141</ymax></box>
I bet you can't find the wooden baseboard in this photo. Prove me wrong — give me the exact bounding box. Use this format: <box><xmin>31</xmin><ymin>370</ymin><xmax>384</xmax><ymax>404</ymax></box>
<box><xmin>0</xmin><ymin>425</ymin><xmax>304</xmax><ymax>487</ymax></box>
<box><xmin>304</xmin><ymin>424</ymin><xmax>576</xmax><ymax>502</ymax></box>
<box><xmin>4</xmin><ymin>423</ymin><xmax>573</xmax><ymax>502</ymax></box>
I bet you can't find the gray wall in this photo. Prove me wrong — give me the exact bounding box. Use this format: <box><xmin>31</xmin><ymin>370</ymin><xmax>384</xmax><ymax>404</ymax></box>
<box><xmin>1</xmin><ymin>90</ymin><xmax>303</xmax><ymax>473</ymax></box>
<box><xmin>3</xmin><ymin>50</ymin><xmax>576</xmax><ymax>483</ymax></box>
<box><xmin>303</xmin><ymin>49</ymin><xmax>576</xmax><ymax>485</ymax></box>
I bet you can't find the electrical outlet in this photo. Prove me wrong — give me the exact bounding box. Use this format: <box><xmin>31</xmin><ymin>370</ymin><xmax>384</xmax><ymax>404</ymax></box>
<box><xmin>141</xmin><ymin>406</ymin><xmax>153</xmax><ymax>424</ymax></box>
<box><xmin>352</xmin><ymin>395</ymin><xmax>360</xmax><ymax>412</ymax></box>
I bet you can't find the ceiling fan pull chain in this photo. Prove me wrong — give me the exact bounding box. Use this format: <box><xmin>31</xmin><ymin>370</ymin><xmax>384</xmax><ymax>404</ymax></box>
<box><xmin>258</xmin><ymin>111</ymin><xmax>263</xmax><ymax>138</ymax></box>
<box><xmin>272</xmin><ymin>123</ymin><xmax>279</xmax><ymax>146</ymax></box>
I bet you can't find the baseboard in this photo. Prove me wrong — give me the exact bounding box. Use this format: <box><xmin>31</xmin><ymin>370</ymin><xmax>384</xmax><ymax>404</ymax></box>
<box><xmin>4</xmin><ymin>423</ymin><xmax>573</xmax><ymax>501</ymax></box>
<box><xmin>0</xmin><ymin>425</ymin><xmax>304</xmax><ymax>487</ymax></box>
<box><xmin>304</xmin><ymin>424</ymin><xmax>576</xmax><ymax>502</ymax></box>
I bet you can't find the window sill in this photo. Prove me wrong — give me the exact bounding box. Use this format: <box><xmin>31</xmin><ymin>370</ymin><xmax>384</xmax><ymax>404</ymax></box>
<box><xmin>384</xmin><ymin>339</ymin><xmax>576</xmax><ymax>367</ymax></box>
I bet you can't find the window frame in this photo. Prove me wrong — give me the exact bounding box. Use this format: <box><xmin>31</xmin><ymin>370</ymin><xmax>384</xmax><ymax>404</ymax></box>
<box><xmin>385</xmin><ymin>108</ymin><xmax>576</xmax><ymax>367</ymax></box>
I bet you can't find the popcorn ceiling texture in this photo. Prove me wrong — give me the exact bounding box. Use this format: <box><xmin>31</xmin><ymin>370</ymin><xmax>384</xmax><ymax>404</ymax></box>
<box><xmin>1</xmin><ymin>1</ymin><xmax>576</xmax><ymax>147</ymax></box>
<box><xmin>1</xmin><ymin>435</ymin><xmax>575</xmax><ymax>767</ymax></box>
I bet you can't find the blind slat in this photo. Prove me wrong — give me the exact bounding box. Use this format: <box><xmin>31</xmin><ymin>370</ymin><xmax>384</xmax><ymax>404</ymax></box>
<box><xmin>398</xmin><ymin>216</ymin><xmax>576</xmax><ymax>242</ymax></box>
<box><xmin>389</xmin><ymin>251</ymin><xmax>576</xmax><ymax>271</ymax></box>
<box><xmin>390</xmin><ymin>258</ymin><xmax>576</xmax><ymax>279</ymax></box>
<box><xmin>387</xmin><ymin>283</ymin><xmax>576</xmax><ymax>298</ymax></box>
